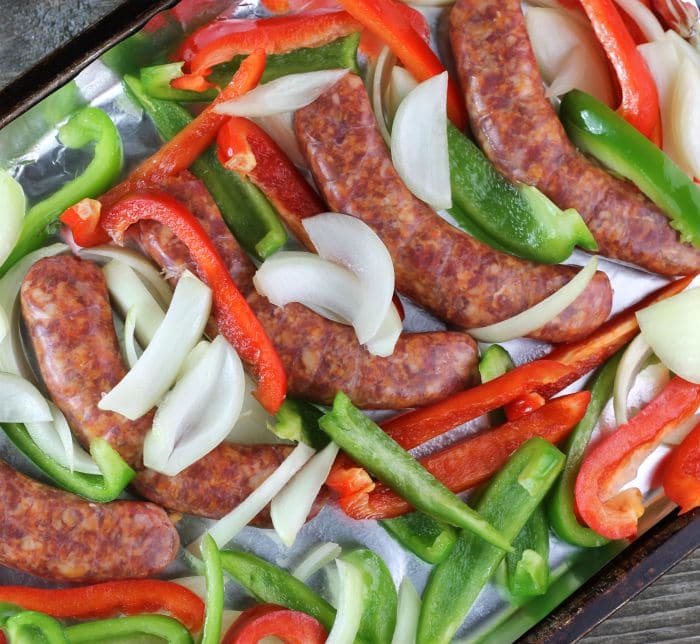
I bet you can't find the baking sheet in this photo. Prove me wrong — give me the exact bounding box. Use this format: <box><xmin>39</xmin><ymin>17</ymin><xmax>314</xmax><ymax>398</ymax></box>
<box><xmin>0</xmin><ymin>1</ymin><xmax>688</xmax><ymax>640</ymax></box>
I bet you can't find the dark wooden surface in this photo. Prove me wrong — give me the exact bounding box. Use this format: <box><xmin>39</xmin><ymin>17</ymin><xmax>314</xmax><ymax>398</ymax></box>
<box><xmin>0</xmin><ymin>0</ymin><xmax>698</xmax><ymax>641</ymax></box>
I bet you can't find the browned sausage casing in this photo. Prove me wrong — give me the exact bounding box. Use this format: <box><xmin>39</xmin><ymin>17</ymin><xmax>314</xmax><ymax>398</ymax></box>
<box><xmin>20</xmin><ymin>254</ymin><xmax>296</xmax><ymax>521</ymax></box>
<box><xmin>449</xmin><ymin>0</ymin><xmax>700</xmax><ymax>276</ymax></box>
<box><xmin>127</xmin><ymin>172</ymin><xmax>480</xmax><ymax>408</ymax></box>
<box><xmin>0</xmin><ymin>459</ymin><xmax>178</xmax><ymax>582</ymax></box>
<box><xmin>293</xmin><ymin>73</ymin><xmax>612</xmax><ymax>343</ymax></box>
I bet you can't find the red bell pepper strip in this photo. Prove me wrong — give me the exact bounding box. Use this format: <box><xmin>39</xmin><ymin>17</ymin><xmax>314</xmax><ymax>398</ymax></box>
<box><xmin>356</xmin><ymin>0</ymin><xmax>431</xmax><ymax>60</ymax></box>
<box><xmin>222</xmin><ymin>604</ymin><xmax>328</xmax><ymax>644</ymax></box>
<box><xmin>338</xmin><ymin>0</ymin><xmax>467</xmax><ymax>129</ymax></box>
<box><xmin>663</xmin><ymin>420</ymin><xmax>700</xmax><ymax>514</ymax></box>
<box><xmin>100</xmin><ymin>190</ymin><xmax>287</xmax><ymax>414</ymax></box>
<box><xmin>578</xmin><ymin>0</ymin><xmax>660</xmax><ymax>139</ymax></box>
<box><xmin>504</xmin><ymin>392</ymin><xmax>546</xmax><ymax>422</ymax></box>
<box><xmin>575</xmin><ymin>376</ymin><xmax>700</xmax><ymax>539</ymax></box>
<box><xmin>331</xmin><ymin>391</ymin><xmax>590</xmax><ymax>519</ymax></box>
<box><xmin>59</xmin><ymin>198</ymin><xmax>111</xmax><ymax>247</ymax></box>
<box><xmin>261</xmin><ymin>0</ymin><xmax>292</xmax><ymax>13</ymax></box>
<box><xmin>0</xmin><ymin>580</ymin><xmax>205</xmax><ymax>633</ymax></box>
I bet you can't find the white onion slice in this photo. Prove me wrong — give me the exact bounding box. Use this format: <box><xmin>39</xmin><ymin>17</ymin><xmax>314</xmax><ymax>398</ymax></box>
<box><xmin>200</xmin><ymin>442</ymin><xmax>316</xmax><ymax>549</ymax></box>
<box><xmin>365</xmin><ymin>303</ymin><xmax>402</xmax><ymax>358</ymax></box>
<box><xmin>271</xmin><ymin>441</ymin><xmax>339</xmax><ymax>546</ymax></box>
<box><xmin>0</xmin><ymin>305</ymin><xmax>7</xmax><ymax>346</ymax></box>
<box><xmin>613</xmin><ymin>0</ymin><xmax>665</xmax><ymax>41</ymax></box>
<box><xmin>371</xmin><ymin>46</ymin><xmax>396</xmax><ymax>145</ymax></box>
<box><xmin>469</xmin><ymin>257</ymin><xmax>598</xmax><ymax>342</ymax></box>
<box><xmin>326</xmin><ymin>559</ymin><xmax>365</xmax><ymax>644</ymax></box>
<box><xmin>613</xmin><ymin>333</ymin><xmax>653</xmax><ymax>425</ymax></box>
<box><xmin>525</xmin><ymin>6</ymin><xmax>615</xmax><ymax>105</ymax></box>
<box><xmin>214</xmin><ymin>70</ymin><xmax>348</xmax><ymax>117</ymax></box>
<box><xmin>0</xmin><ymin>243</ymin><xmax>67</xmax><ymax>378</ymax></box>
<box><xmin>303</xmin><ymin>213</ymin><xmax>395</xmax><ymax>344</ymax></box>
<box><xmin>254</xmin><ymin>112</ymin><xmax>306</xmax><ymax>168</ymax></box>
<box><xmin>391</xmin><ymin>577</ymin><xmax>421</xmax><ymax>644</ymax></box>
<box><xmin>144</xmin><ymin>335</ymin><xmax>245</xmax><ymax>476</ymax></box>
<box><xmin>99</xmin><ymin>271</ymin><xmax>211</xmax><ymax>420</ymax></box>
<box><xmin>637</xmin><ymin>286</ymin><xmax>700</xmax><ymax>384</ymax></box>
<box><xmin>391</xmin><ymin>71</ymin><xmax>452</xmax><ymax>210</ymax></box>
<box><xmin>122</xmin><ymin>306</ymin><xmax>140</xmax><ymax>369</ymax></box>
<box><xmin>0</xmin><ymin>373</ymin><xmax>52</xmax><ymax>423</ymax></box>
<box><xmin>292</xmin><ymin>542</ymin><xmax>342</xmax><ymax>582</ymax></box>
<box><xmin>386</xmin><ymin>66</ymin><xmax>418</xmax><ymax>124</ymax></box>
<box><xmin>670</xmin><ymin>56</ymin><xmax>700</xmax><ymax>179</ymax></box>
<box><xmin>78</xmin><ymin>245</ymin><xmax>172</xmax><ymax>307</ymax></box>
<box><xmin>226</xmin><ymin>375</ymin><xmax>283</xmax><ymax>445</ymax></box>
<box><xmin>0</xmin><ymin>170</ymin><xmax>25</xmax><ymax>267</ymax></box>
<box><xmin>172</xmin><ymin>576</ymin><xmax>207</xmax><ymax>600</ymax></box>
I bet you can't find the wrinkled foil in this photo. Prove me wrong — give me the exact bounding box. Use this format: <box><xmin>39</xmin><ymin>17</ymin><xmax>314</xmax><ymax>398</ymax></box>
<box><xmin>0</xmin><ymin>1</ymin><xmax>682</xmax><ymax>639</ymax></box>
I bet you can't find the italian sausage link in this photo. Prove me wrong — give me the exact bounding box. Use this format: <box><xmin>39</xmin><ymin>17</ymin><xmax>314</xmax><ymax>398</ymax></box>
<box><xmin>293</xmin><ymin>73</ymin><xmax>612</xmax><ymax>343</ymax></box>
<box><xmin>0</xmin><ymin>459</ymin><xmax>178</xmax><ymax>582</ymax></box>
<box><xmin>449</xmin><ymin>0</ymin><xmax>700</xmax><ymax>276</ymax></box>
<box><xmin>128</xmin><ymin>172</ymin><xmax>480</xmax><ymax>408</ymax></box>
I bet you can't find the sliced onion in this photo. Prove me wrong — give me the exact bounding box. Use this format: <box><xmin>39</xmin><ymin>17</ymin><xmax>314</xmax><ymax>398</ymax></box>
<box><xmin>0</xmin><ymin>170</ymin><xmax>25</xmax><ymax>267</ymax></box>
<box><xmin>102</xmin><ymin>260</ymin><xmax>166</xmax><ymax>346</ymax></box>
<box><xmin>98</xmin><ymin>271</ymin><xmax>211</xmax><ymax>420</ymax></box>
<box><xmin>0</xmin><ymin>243</ymin><xmax>67</xmax><ymax>378</ymax></box>
<box><xmin>291</xmin><ymin>542</ymin><xmax>342</xmax><ymax>582</ymax></box>
<box><xmin>214</xmin><ymin>70</ymin><xmax>349</xmax><ymax>117</ymax></box>
<box><xmin>637</xmin><ymin>286</ymin><xmax>700</xmax><ymax>383</ymax></box>
<box><xmin>613</xmin><ymin>333</ymin><xmax>653</xmax><ymax>425</ymax></box>
<box><xmin>469</xmin><ymin>257</ymin><xmax>598</xmax><ymax>342</ymax></box>
<box><xmin>144</xmin><ymin>335</ymin><xmax>245</xmax><ymax>476</ymax></box>
<box><xmin>614</xmin><ymin>0</ymin><xmax>665</xmax><ymax>41</ymax></box>
<box><xmin>271</xmin><ymin>441</ymin><xmax>339</xmax><ymax>546</ymax></box>
<box><xmin>370</xmin><ymin>46</ymin><xmax>396</xmax><ymax>145</ymax></box>
<box><xmin>670</xmin><ymin>56</ymin><xmax>700</xmax><ymax>179</ymax></box>
<box><xmin>202</xmin><ymin>442</ymin><xmax>316</xmax><ymax>549</ymax></box>
<box><xmin>525</xmin><ymin>6</ymin><xmax>615</xmax><ymax>105</ymax></box>
<box><xmin>122</xmin><ymin>306</ymin><xmax>141</xmax><ymax>369</ymax></box>
<box><xmin>391</xmin><ymin>577</ymin><xmax>421</xmax><ymax>644</ymax></box>
<box><xmin>78</xmin><ymin>245</ymin><xmax>172</xmax><ymax>307</ymax></box>
<box><xmin>391</xmin><ymin>71</ymin><xmax>452</xmax><ymax>210</ymax></box>
<box><xmin>385</xmin><ymin>66</ymin><xmax>418</xmax><ymax>124</ymax></box>
<box><xmin>364</xmin><ymin>303</ymin><xmax>402</xmax><ymax>358</ymax></box>
<box><xmin>326</xmin><ymin>559</ymin><xmax>365</xmax><ymax>644</ymax></box>
<box><xmin>0</xmin><ymin>373</ymin><xmax>52</xmax><ymax>423</ymax></box>
<box><xmin>226</xmin><ymin>375</ymin><xmax>283</xmax><ymax>445</ymax></box>
<box><xmin>254</xmin><ymin>112</ymin><xmax>307</xmax><ymax>169</ymax></box>
<box><xmin>0</xmin><ymin>305</ymin><xmax>7</xmax><ymax>346</ymax></box>
<box><xmin>303</xmin><ymin>213</ymin><xmax>395</xmax><ymax>344</ymax></box>
<box><xmin>172</xmin><ymin>576</ymin><xmax>207</xmax><ymax>600</ymax></box>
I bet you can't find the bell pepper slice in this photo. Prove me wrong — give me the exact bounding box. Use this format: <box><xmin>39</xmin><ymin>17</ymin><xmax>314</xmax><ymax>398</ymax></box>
<box><xmin>0</xmin><ymin>107</ymin><xmax>123</xmax><ymax>277</ymax></box>
<box><xmin>504</xmin><ymin>392</ymin><xmax>546</xmax><ymax>422</ymax></box>
<box><xmin>4</xmin><ymin>612</ymin><xmax>66</xmax><ymax>644</ymax></box>
<box><xmin>222</xmin><ymin>604</ymin><xmax>328</xmax><ymax>644</ymax></box>
<box><xmin>338</xmin><ymin>0</ymin><xmax>467</xmax><ymax>128</ymax></box>
<box><xmin>65</xmin><ymin>615</ymin><xmax>193</xmax><ymax>644</ymax></box>
<box><xmin>504</xmin><ymin>504</ymin><xmax>550</xmax><ymax>598</ymax></box>
<box><xmin>575</xmin><ymin>376</ymin><xmax>700</xmax><ymax>539</ymax></box>
<box><xmin>663</xmin><ymin>419</ymin><xmax>700</xmax><ymax>514</ymax></box>
<box><xmin>577</xmin><ymin>0</ymin><xmax>660</xmax><ymax>139</ymax></box>
<box><xmin>100</xmin><ymin>190</ymin><xmax>286</xmax><ymax>413</ymax></box>
<box><xmin>201</xmin><ymin>534</ymin><xmax>224</xmax><ymax>644</ymax></box>
<box><xmin>261</xmin><ymin>0</ymin><xmax>291</xmax><ymax>13</ymax></box>
<box><xmin>0</xmin><ymin>580</ymin><xmax>204</xmax><ymax>632</ymax></box>
<box><xmin>380</xmin><ymin>511</ymin><xmax>457</xmax><ymax>565</ymax></box>
<box><xmin>59</xmin><ymin>198</ymin><xmax>111</xmax><ymax>247</ymax></box>
<box><xmin>333</xmin><ymin>391</ymin><xmax>589</xmax><ymax>520</ymax></box>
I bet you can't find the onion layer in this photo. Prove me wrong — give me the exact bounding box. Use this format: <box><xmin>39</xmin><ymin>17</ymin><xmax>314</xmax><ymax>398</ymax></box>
<box><xmin>292</xmin><ymin>542</ymin><xmax>343</xmax><ymax>582</ymax></box>
<box><xmin>613</xmin><ymin>333</ymin><xmax>653</xmax><ymax>425</ymax></box>
<box><xmin>0</xmin><ymin>373</ymin><xmax>52</xmax><ymax>423</ymax></box>
<box><xmin>326</xmin><ymin>559</ymin><xmax>364</xmax><ymax>644</ymax></box>
<box><xmin>391</xmin><ymin>577</ymin><xmax>421</xmax><ymax>644</ymax></box>
<box><xmin>0</xmin><ymin>170</ymin><xmax>25</xmax><ymax>267</ymax></box>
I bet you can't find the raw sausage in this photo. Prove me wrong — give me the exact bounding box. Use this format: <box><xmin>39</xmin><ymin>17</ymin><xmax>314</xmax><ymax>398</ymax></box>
<box><xmin>128</xmin><ymin>172</ymin><xmax>481</xmax><ymax>408</ymax></box>
<box><xmin>449</xmin><ymin>0</ymin><xmax>700</xmax><ymax>276</ymax></box>
<box><xmin>0</xmin><ymin>459</ymin><xmax>178</xmax><ymax>582</ymax></box>
<box><xmin>293</xmin><ymin>73</ymin><xmax>613</xmax><ymax>343</ymax></box>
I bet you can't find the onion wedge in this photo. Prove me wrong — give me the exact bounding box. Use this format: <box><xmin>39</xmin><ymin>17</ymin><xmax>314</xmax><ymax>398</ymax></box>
<box><xmin>386</xmin><ymin>66</ymin><xmax>418</xmax><ymax>124</ymax></box>
<box><xmin>613</xmin><ymin>333</ymin><xmax>654</xmax><ymax>425</ymax></box>
<box><xmin>271</xmin><ymin>441</ymin><xmax>340</xmax><ymax>546</ymax></box>
<box><xmin>391</xmin><ymin>71</ymin><xmax>452</xmax><ymax>210</ymax></box>
<box><xmin>637</xmin><ymin>286</ymin><xmax>700</xmax><ymax>384</ymax></box>
<box><xmin>614</xmin><ymin>0</ymin><xmax>665</xmax><ymax>41</ymax></box>
<box><xmin>292</xmin><ymin>542</ymin><xmax>343</xmax><ymax>582</ymax></box>
<box><xmin>391</xmin><ymin>577</ymin><xmax>421</xmax><ymax>644</ymax></box>
<box><xmin>670</xmin><ymin>56</ymin><xmax>700</xmax><ymax>179</ymax></box>
<box><xmin>0</xmin><ymin>373</ymin><xmax>52</xmax><ymax>423</ymax></box>
<box><xmin>326</xmin><ymin>559</ymin><xmax>365</xmax><ymax>644</ymax></box>
<box><xmin>469</xmin><ymin>257</ymin><xmax>598</xmax><ymax>342</ymax></box>
<box><xmin>214</xmin><ymin>69</ymin><xmax>348</xmax><ymax>117</ymax></box>
<box><xmin>0</xmin><ymin>305</ymin><xmax>7</xmax><ymax>346</ymax></box>
<box><xmin>98</xmin><ymin>271</ymin><xmax>211</xmax><ymax>420</ymax></box>
<box><xmin>143</xmin><ymin>335</ymin><xmax>245</xmax><ymax>476</ymax></box>
<box><xmin>303</xmin><ymin>213</ymin><xmax>395</xmax><ymax>344</ymax></box>
<box><xmin>370</xmin><ymin>46</ymin><xmax>396</xmax><ymax>145</ymax></box>
<box><xmin>0</xmin><ymin>170</ymin><xmax>25</xmax><ymax>267</ymax></box>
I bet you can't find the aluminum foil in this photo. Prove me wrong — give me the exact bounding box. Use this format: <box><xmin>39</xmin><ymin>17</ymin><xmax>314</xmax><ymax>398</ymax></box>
<box><xmin>0</xmin><ymin>1</ymin><xmax>684</xmax><ymax>639</ymax></box>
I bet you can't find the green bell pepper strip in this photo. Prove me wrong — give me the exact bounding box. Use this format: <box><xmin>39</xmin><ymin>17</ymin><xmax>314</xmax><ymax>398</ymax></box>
<box><xmin>0</xmin><ymin>107</ymin><xmax>123</xmax><ymax>278</ymax></box>
<box><xmin>5</xmin><ymin>611</ymin><xmax>67</xmax><ymax>644</ymax></box>
<box><xmin>547</xmin><ymin>351</ymin><xmax>621</xmax><ymax>548</ymax></box>
<box><xmin>0</xmin><ymin>603</ymin><xmax>21</xmax><ymax>627</ymax></box>
<box><xmin>1</xmin><ymin>425</ymin><xmax>134</xmax><ymax>502</ymax></box>
<box><xmin>504</xmin><ymin>504</ymin><xmax>550</xmax><ymax>597</ymax></box>
<box><xmin>380</xmin><ymin>510</ymin><xmax>457</xmax><ymax>564</ymax></box>
<box><xmin>560</xmin><ymin>89</ymin><xmax>700</xmax><ymax>247</ymax></box>
<box><xmin>65</xmin><ymin>615</ymin><xmax>193</xmax><ymax>644</ymax></box>
<box><xmin>141</xmin><ymin>34</ymin><xmax>361</xmax><ymax>102</ymax></box>
<box><xmin>319</xmin><ymin>391</ymin><xmax>513</xmax><ymax>552</ymax></box>
<box><xmin>219</xmin><ymin>549</ymin><xmax>336</xmax><ymax>633</ymax></box>
<box><xmin>418</xmin><ymin>437</ymin><xmax>565</xmax><ymax>644</ymax></box>
<box><xmin>200</xmin><ymin>534</ymin><xmax>224</xmax><ymax>644</ymax></box>
<box><xmin>123</xmin><ymin>74</ymin><xmax>286</xmax><ymax>260</ymax></box>
<box><xmin>270</xmin><ymin>398</ymin><xmax>329</xmax><ymax>450</ymax></box>
<box><xmin>447</xmin><ymin>123</ymin><xmax>597</xmax><ymax>264</ymax></box>
<box><xmin>479</xmin><ymin>344</ymin><xmax>515</xmax><ymax>426</ymax></box>
<box><xmin>340</xmin><ymin>549</ymin><xmax>397</xmax><ymax>644</ymax></box>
